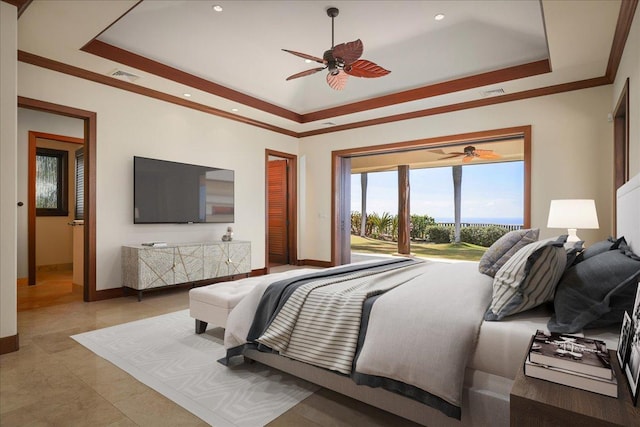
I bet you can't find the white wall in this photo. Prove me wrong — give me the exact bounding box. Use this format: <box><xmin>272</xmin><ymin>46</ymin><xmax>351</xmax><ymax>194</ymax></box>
<box><xmin>17</xmin><ymin>63</ymin><xmax>299</xmax><ymax>291</ymax></box>
<box><xmin>16</xmin><ymin>108</ymin><xmax>84</xmax><ymax>276</ymax></box>
<box><xmin>613</xmin><ymin>5</ymin><xmax>640</xmax><ymax>177</ymax></box>
<box><xmin>298</xmin><ymin>86</ymin><xmax>614</xmax><ymax>262</ymax></box>
<box><xmin>1</xmin><ymin>1</ymin><xmax>18</xmax><ymax>340</ymax></box>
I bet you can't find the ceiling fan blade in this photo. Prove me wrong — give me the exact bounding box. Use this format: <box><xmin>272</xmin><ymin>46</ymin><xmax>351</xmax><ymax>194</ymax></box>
<box><xmin>282</xmin><ymin>49</ymin><xmax>325</xmax><ymax>64</ymax></box>
<box><xmin>332</xmin><ymin>39</ymin><xmax>363</xmax><ymax>65</ymax></box>
<box><xmin>286</xmin><ymin>67</ymin><xmax>325</xmax><ymax>81</ymax></box>
<box><xmin>475</xmin><ymin>150</ymin><xmax>502</xmax><ymax>159</ymax></box>
<box><xmin>462</xmin><ymin>156</ymin><xmax>475</xmax><ymax>163</ymax></box>
<box><xmin>326</xmin><ymin>70</ymin><xmax>348</xmax><ymax>90</ymax></box>
<box><xmin>438</xmin><ymin>153</ymin><xmax>465</xmax><ymax>160</ymax></box>
<box><xmin>344</xmin><ymin>59</ymin><xmax>391</xmax><ymax>78</ymax></box>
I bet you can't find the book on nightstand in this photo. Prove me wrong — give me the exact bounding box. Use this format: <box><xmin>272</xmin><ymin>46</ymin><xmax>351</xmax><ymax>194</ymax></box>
<box><xmin>528</xmin><ymin>329</ymin><xmax>612</xmax><ymax>379</ymax></box>
<box><xmin>524</xmin><ymin>359</ymin><xmax>618</xmax><ymax>398</ymax></box>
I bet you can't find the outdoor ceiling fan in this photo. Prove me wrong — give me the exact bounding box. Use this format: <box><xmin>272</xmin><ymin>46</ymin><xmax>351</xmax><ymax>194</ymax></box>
<box><xmin>434</xmin><ymin>146</ymin><xmax>502</xmax><ymax>163</ymax></box>
<box><xmin>282</xmin><ymin>7</ymin><xmax>390</xmax><ymax>90</ymax></box>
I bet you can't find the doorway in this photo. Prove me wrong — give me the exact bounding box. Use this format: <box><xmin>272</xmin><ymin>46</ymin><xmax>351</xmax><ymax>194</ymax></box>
<box><xmin>332</xmin><ymin>126</ymin><xmax>532</xmax><ymax>266</ymax></box>
<box><xmin>17</xmin><ymin>97</ymin><xmax>116</xmax><ymax>302</ymax></box>
<box><xmin>22</xmin><ymin>131</ymin><xmax>84</xmax><ymax>309</ymax></box>
<box><xmin>265</xmin><ymin>149</ymin><xmax>297</xmax><ymax>270</ymax></box>
<box><xmin>28</xmin><ymin>132</ymin><xmax>83</xmax><ymax>285</ymax></box>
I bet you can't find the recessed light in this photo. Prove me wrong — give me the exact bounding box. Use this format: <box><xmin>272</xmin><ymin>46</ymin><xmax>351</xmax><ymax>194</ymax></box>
<box><xmin>231</xmin><ymin>108</ymin><xmax>239</xmax><ymax>112</ymax></box>
<box><xmin>183</xmin><ymin>93</ymin><xmax>191</xmax><ymax>97</ymax></box>
<box><xmin>305</xmin><ymin>59</ymin><xmax>312</xmax><ymax>64</ymax></box>
<box><xmin>434</xmin><ymin>13</ymin><xmax>445</xmax><ymax>21</ymax></box>
<box><xmin>212</xmin><ymin>5</ymin><xmax>223</xmax><ymax>12</ymax></box>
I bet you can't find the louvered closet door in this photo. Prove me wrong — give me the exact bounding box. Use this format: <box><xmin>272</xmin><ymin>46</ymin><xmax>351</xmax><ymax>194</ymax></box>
<box><xmin>268</xmin><ymin>160</ymin><xmax>288</xmax><ymax>264</ymax></box>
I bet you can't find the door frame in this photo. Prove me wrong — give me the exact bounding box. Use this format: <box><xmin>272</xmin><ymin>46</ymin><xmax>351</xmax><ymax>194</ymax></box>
<box><xmin>28</xmin><ymin>131</ymin><xmax>83</xmax><ymax>286</ymax></box>
<box><xmin>265</xmin><ymin>149</ymin><xmax>298</xmax><ymax>269</ymax></box>
<box><xmin>18</xmin><ymin>96</ymin><xmax>119</xmax><ymax>301</ymax></box>
<box><xmin>331</xmin><ymin>126</ymin><xmax>532</xmax><ymax>266</ymax></box>
<box><xmin>613</xmin><ymin>78</ymin><xmax>629</xmax><ymax>234</ymax></box>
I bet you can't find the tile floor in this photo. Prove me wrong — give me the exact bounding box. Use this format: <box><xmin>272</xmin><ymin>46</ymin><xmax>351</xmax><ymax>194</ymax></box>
<box><xmin>1</xmin><ymin>262</ymin><xmax>419</xmax><ymax>427</ymax></box>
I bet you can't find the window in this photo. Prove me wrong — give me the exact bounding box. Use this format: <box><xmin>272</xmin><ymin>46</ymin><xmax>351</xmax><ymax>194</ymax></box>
<box><xmin>35</xmin><ymin>147</ymin><xmax>68</xmax><ymax>216</ymax></box>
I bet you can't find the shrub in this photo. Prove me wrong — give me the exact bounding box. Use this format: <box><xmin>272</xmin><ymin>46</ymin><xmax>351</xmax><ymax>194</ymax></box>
<box><xmin>427</xmin><ymin>225</ymin><xmax>453</xmax><ymax>243</ymax></box>
<box><xmin>482</xmin><ymin>226</ymin><xmax>509</xmax><ymax>247</ymax></box>
<box><xmin>460</xmin><ymin>226</ymin><xmax>484</xmax><ymax>246</ymax></box>
<box><xmin>459</xmin><ymin>225</ymin><xmax>509</xmax><ymax>247</ymax></box>
<box><xmin>351</xmin><ymin>211</ymin><xmax>361</xmax><ymax>234</ymax></box>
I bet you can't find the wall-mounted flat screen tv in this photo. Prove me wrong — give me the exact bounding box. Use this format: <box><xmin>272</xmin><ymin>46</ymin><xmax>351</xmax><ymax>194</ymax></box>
<box><xmin>133</xmin><ymin>156</ymin><xmax>234</xmax><ymax>224</ymax></box>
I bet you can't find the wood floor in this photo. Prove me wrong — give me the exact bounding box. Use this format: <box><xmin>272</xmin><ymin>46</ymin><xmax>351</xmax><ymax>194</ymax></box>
<box><xmin>17</xmin><ymin>269</ymin><xmax>83</xmax><ymax>311</ymax></box>
<box><xmin>4</xmin><ymin>268</ymin><xmax>421</xmax><ymax>426</ymax></box>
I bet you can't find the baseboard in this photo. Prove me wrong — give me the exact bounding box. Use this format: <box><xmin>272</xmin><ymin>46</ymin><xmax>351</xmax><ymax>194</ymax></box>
<box><xmin>91</xmin><ymin>287</ymin><xmax>124</xmax><ymax>301</ymax></box>
<box><xmin>36</xmin><ymin>263</ymin><xmax>73</xmax><ymax>272</ymax></box>
<box><xmin>250</xmin><ymin>268</ymin><xmax>267</xmax><ymax>277</ymax></box>
<box><xmin>297</xmin><ymin>259</ymin><xmax>333</xmax><ymax>268</ymax></box>
<box><xmin>0</xmin><ymin>334</ymin><xmax>19</xmax><ymax>355</ymax></box>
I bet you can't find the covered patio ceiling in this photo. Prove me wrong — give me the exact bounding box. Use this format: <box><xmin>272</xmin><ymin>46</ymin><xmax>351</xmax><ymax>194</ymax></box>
<box><xmin>350</xmin><ymin>137</ymin><xmax>525</xmax><ymax>174</ymax></box>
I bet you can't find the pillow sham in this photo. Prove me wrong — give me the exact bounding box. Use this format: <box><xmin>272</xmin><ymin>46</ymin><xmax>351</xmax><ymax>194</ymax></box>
<box><xmin>548</xmin><ymin>245</ymin><xmax>640</xmax><ymax>333</ymax></box>
<box><xmin>575</xmin><ymin>236</ymin><xmax>625</xmax><ymax>263</ymax></box>
<box><xmin>478</xmin><ymin>228</ymin><xmax>539</xmax><ymax>277</ymax></box>
<box><xmin>564</xmin><ymin>241</ymin><xmax>584</xmax><ymax>270</ymax></box>
<box><xmin>485</xmin><ymin>236</ymin><xmax>567</xmax><ymax>321</ymax></box>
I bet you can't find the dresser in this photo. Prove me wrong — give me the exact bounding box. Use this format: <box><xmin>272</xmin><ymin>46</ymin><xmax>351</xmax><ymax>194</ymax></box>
<box><xmin>122</xmin><ymin>240</ymin><xmax>251</xmax><ymax>300</ymax></box>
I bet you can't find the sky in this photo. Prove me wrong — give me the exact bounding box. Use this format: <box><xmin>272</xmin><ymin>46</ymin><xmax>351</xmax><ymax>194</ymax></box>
<box><xmin>351</xmin><ymin>161</ymin><xmax>524</xmax><ymax>223</ymax></box>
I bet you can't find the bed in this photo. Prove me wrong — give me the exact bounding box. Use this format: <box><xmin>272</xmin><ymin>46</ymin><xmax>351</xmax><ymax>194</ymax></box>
<box><xmin>222</xmin><ymin>173</ymin><xmax>640</xmax><ymax>427</ymax></box>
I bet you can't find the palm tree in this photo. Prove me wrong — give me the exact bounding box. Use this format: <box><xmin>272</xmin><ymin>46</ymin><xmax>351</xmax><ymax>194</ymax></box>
<box><xmin>452</xmin><ymin>165</ymin><xmax>462</xmax><ymax>244</ymax></box>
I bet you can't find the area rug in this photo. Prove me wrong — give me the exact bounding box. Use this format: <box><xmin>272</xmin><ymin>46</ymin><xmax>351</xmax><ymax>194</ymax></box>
<box><xmin>72</xmin><ymin>309</ymin><xmax>318</xmax><ymax>427</ymax></box>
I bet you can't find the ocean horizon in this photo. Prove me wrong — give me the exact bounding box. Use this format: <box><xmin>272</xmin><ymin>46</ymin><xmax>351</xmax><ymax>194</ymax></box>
<box><xmin>433</xmin><ymin>217</ymin><xmax>524</xmax><ymax>225</ymax></box>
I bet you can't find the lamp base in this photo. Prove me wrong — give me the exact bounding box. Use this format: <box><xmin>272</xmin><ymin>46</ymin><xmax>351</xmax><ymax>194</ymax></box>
<box><xmin>566</xmin><ymin>228</ymin><xmax>581</xmax><ymax>243</ymax></box>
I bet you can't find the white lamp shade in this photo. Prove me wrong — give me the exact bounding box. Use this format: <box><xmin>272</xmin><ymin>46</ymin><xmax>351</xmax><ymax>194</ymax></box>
<box><xmin>547</xmin><ymin>199</ymin><xmax>599</xmax><ymax>229</ymax></box>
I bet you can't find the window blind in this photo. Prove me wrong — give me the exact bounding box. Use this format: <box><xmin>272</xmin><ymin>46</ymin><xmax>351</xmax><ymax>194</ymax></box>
<box><xmin>75</xmin><ymin>147</ymin><xmax>84</xmax><ymax>220</ymax></box>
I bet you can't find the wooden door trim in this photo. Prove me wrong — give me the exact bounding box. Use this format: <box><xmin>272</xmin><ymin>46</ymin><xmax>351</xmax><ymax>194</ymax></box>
<box><xmin>27</xmin><ymin>131</ymin><xmax>83</xmax><ymax>286</ymax></box>
<box><xmin>265</xmin><ymin>149</ymin><xmax>298</xmax><ymax>270</ymax></box>
<box><xmin>18</xmin><ymin>97</ymin><xmax>116</xmax><ymax>301</ymax></box>
<box><xmin>613</xmin><ymin>78</ymin><xmax>630</xmax><ymax>235</ymax></box>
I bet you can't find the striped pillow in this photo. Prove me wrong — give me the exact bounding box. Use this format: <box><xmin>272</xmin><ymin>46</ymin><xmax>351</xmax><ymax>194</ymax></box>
<box><xmin>484</xmin><ymin>236</ymin><xmax>567</xmax><ymax>321</ymax></box>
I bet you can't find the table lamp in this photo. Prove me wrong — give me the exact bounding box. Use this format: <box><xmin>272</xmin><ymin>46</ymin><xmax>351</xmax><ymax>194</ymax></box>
<box><xmin>547</xmin><ymin>199</ymin><xmax>599</xmax><ymax>243</ymax></box>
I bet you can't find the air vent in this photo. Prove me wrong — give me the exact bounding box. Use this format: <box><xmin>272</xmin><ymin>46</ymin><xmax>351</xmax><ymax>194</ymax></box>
<box><xmin>107</xmin><ymin>68</ymin><xmax>140</xmax><ymax>82</ymax></box>
<box><xmin>480</xmin><ymin>88</ymin><xmax>505</xmax><ymax>97</ymax></box>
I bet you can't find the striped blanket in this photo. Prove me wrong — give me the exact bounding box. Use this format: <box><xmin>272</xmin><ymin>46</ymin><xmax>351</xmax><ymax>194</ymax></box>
<box><xmin>256</xmin><ymin>261</ymin><xmax>428</xmax><ymax>374</ymax></box>
<box><xmin>224</xmin><ymin>258</ymin><xmax>494</xmax><ymax>420</ymax></box>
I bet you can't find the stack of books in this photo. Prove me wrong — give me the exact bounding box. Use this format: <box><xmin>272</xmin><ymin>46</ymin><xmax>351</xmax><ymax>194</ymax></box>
<box><xmin>524</xmin><ymin>330</ymin><xmax>618</xmax><ymax>397</ymax></box>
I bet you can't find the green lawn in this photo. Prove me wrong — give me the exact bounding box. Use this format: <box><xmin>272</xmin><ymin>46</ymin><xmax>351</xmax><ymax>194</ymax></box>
<box><xmin>351</xmin><ymin>235</ymin><xmax>487</xmax><ymax>261</ymax></box>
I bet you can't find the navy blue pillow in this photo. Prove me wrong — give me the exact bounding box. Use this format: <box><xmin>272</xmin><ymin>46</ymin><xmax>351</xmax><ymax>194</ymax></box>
<box><xmin>548</xmin><ymin>245</ymin><xmax>640</xmax><ymax>333</ymax></box>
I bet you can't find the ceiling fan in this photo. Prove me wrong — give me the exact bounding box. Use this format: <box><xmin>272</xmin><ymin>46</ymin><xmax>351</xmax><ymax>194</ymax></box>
<box><xmin>434</xmin><ymin>146</ymin><xmax>502</xmax><ymax>163</ymax></box>
<box><xmin>282</xmin><ymin>7</ymin><xmax>390</xmax><ymax>91</ymax></box>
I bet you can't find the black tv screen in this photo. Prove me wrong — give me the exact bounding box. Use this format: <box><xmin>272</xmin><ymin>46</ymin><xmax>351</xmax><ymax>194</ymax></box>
<box><xmin>133</xmin><ymin>156</ymin><xmax>234</xmax><ymax>224</ymax></box>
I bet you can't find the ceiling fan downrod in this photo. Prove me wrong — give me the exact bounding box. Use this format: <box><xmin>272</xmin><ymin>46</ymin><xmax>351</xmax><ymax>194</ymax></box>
<box><xmin>327</xmin><ymin>7</ymin><xmax>339</xmax><ymax>48</ymax></box>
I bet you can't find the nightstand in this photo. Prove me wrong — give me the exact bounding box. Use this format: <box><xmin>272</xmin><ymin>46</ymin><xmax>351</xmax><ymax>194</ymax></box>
<box><xmin>510</xmin><ymin>350</ymin><xmax>640</xmax><ymax>426</ymax></box>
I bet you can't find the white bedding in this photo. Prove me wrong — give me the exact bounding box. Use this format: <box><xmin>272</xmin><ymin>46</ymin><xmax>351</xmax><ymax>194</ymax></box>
<box><xmin>225</xmin><ymin>259</ymin><xmax>495</xmax><ymax>418</ymax></box>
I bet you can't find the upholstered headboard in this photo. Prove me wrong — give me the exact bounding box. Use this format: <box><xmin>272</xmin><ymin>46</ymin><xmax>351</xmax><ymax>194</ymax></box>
<box><xmin>616</xmin><ymin>173</ymin><xmax>640</xmax><ymax>253</ymax></box>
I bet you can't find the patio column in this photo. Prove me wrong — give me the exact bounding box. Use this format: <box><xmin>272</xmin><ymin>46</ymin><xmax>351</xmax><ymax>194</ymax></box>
<box><xmin>398</xmin><ymin>165</ymin><xmax>410</xmax><ymax>255</ymax></box>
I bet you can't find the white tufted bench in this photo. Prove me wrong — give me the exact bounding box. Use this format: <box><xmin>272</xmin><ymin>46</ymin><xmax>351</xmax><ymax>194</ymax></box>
<box><xmin>189</xmin><ymin>279</ymin><xmax>258</xmax><ymax>333</ymax></box>
<box><xmin>189</xmin><ymin>269</ymin><xmax>316</xmax><ymax>333</ymax></box>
